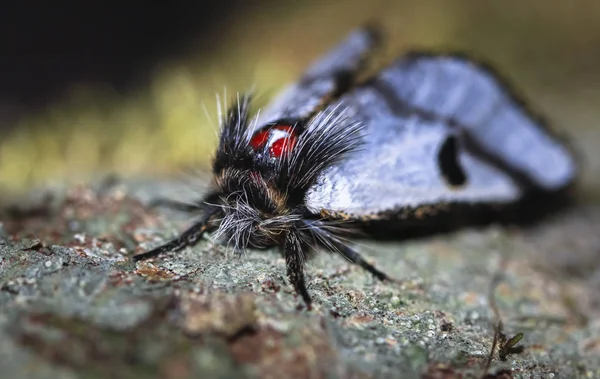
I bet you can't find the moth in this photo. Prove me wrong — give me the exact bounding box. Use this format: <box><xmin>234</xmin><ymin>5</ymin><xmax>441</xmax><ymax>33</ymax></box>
<box><xmin>134</xmin><ymin>27</ymin><xmax>577</xmax><ymax>306</ymax></box>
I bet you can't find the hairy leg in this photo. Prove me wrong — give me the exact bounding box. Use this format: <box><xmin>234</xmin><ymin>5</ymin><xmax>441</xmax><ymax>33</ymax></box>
<box><xmin>314</xmin><ymin>227</ymin><xmax>393</xmax><ymax>282</ymax></box>
<box><xmin>148</xmin><ymin>198</ymin><xmax>206</xmax><ymax>213</ymax></box>
<box><xmin>134</xmin><ymin>194</ymin><xmax>221</xmax><ymax>261</ymax></box>
<box><xmin>328</xmin><ymin>237</ymin><xmax>393</xmax><ymax>281</ymax></box>
<box><xmin>284</xmin><ymin>231</ymin><xmax>312</xmax><ymax>307</ymax></box>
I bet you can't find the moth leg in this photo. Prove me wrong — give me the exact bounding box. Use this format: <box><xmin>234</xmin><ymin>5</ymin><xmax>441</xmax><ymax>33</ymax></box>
<box><xmin>284</xmin><ymin>231</ymin><xmax>312</xmax><ymax>307</ymax></box>
<box><xmin>148</xmin><ymin>197</ymin><xmax>205</xmax><ymax>213</ymax></box>
<box><xmin>133</xmin><ymin>204</ymin><xmax>220</xmax><ymax>262</ymax></box>
<box><xmin>329</xmin><ymin>237</ymin><xmax>393</xmax><ymax>282</ymax></box>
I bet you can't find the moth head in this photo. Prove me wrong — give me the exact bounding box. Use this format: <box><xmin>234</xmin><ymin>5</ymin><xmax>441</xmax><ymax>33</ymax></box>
<box><xmin>210</xmin><ymin>94</ymin><xmax>362</xmax><ymax>251</ymax></box>
<box><xmin>213</xmin><ymin>168</ymin><xmax>299</xmax><ymax>251</ymax></box>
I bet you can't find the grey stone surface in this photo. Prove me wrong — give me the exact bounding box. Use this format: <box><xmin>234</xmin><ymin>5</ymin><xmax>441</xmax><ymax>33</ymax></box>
<box><xmin>0</xmin><ymin>176</ymin><xmax>599</xmax><ymax>379</ymax></box>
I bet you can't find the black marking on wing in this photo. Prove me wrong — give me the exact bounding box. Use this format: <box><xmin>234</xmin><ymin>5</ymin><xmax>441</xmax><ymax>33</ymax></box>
<box><xmin>400</xmin><ymin>50</ymin><xmax>551</xmax><ymax>132</ymax></box>
<box><xmin>366</xmin><ymin>67</ymin><xmax>573</xmax><ymax>191</ymax></box>
<box><xmin>369</xmin><ymin>79</ymin><xmax>530</xmax><ymax>186</ymax></box>
<box><xmin>371</xmin><ymin>52</ymin><xmax>577</xmax><ymax>191</ymax></box>
<box><xmin>369</xmin><ymin>78</ymin><xmax>461</xmax><ymax>127</ymax></box>
<box><xmin>438</xmin><ymin>135</ymin><xmax>467</xmax><ymax>187</ymax></box>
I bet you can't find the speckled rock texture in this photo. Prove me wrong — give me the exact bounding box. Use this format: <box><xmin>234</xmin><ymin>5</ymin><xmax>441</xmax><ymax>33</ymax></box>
<box><xmin>1</xmin><ymin>176</ymin><xmax>599</xmax><ymax>379</ymax></box>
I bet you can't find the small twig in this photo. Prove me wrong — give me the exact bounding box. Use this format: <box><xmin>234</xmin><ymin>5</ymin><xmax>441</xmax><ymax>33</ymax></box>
<box><xmin>480</xmin><ymin>248</ymin><xmax>526</xmax><ymax>378</ymax></box>
<box><xmin>480</xmin><ymin>254</ymin><xmax>507</xmax><ymax>377</ymax></box>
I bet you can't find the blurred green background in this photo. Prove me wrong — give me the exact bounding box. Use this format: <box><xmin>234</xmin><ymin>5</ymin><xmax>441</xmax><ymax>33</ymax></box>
<box><xmin>1</xmin><ymin>0</ymin><xmax>599</xmax><ymax>196</ymax></box>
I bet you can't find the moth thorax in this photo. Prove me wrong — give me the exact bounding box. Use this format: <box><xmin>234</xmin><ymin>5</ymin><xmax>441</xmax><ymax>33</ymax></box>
<box><xmin>249</xmin><ymin>124</ymin><xmax>298</xmax><ymax>158</ymax></box>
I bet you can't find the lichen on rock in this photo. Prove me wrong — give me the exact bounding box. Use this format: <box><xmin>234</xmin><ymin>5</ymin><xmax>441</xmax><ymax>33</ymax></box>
<box><xmin>0</xmin><ymin>178</ymin><xmax>599</xmax><ymax>378</ymax></box>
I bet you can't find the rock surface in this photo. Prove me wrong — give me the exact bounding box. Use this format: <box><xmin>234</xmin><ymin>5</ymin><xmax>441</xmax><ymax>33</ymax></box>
<box><xmin>1</xmin><ymin>177</ymin><xmax>599</xmax><ymax>379</ymax></box>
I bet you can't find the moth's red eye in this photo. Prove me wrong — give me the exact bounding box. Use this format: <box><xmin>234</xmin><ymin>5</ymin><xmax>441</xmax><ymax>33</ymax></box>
<box><xmin>249</xmin><ymin>124</ymin><xmax>298</xmax><ymax>158</ymax></box>
<box><xmin>249</xmin><ymin>129</ymin><xmax>270</xmax><ymax>150</ymax></box>
<box><xmin>269</xmin><ymin>136</ymin><xmax>296</xmax><ymax>158</ymax></box>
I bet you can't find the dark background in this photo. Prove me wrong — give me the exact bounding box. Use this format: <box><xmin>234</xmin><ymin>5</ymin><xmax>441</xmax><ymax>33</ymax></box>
<box><xmin>1</xmin><ymin>1</ymin><xmax>599</xmax><ymax>194</ymax></box>
<box><xmin>0</xmin><ymin>1</ymin><xmax>256</xmax><ymax>130</ymax></box>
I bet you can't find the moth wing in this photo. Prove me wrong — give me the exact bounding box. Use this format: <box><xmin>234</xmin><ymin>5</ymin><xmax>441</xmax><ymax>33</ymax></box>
<box><xmin>254</xmin><ymin>27</ymin><xmax>380</xmax><ymax>128</ymax></box>
<box><xmin>376</xmin><ymin>54</ymin><xmax>577</xmax><ymax>190</ymax></box>
<box><xmin>305</xmin><ymin>55</ymin><xmax>577</xmax><ymax>216</ymax></box>
<box><xmin>304</xmin><ymin>99</ymin><xmax>523</xmax><ymax>216</ymax></box>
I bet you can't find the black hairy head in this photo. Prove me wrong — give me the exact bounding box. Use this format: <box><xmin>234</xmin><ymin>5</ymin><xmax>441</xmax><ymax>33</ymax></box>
<box><xmin>210</xmin><ymin>94</ymin><xmax>363</xmax><ymax>251</ymax></box>
<box><xmin>212</xmin><ymin>93</ymin><xmax>255</xmax><ymax>174</ymax></box>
